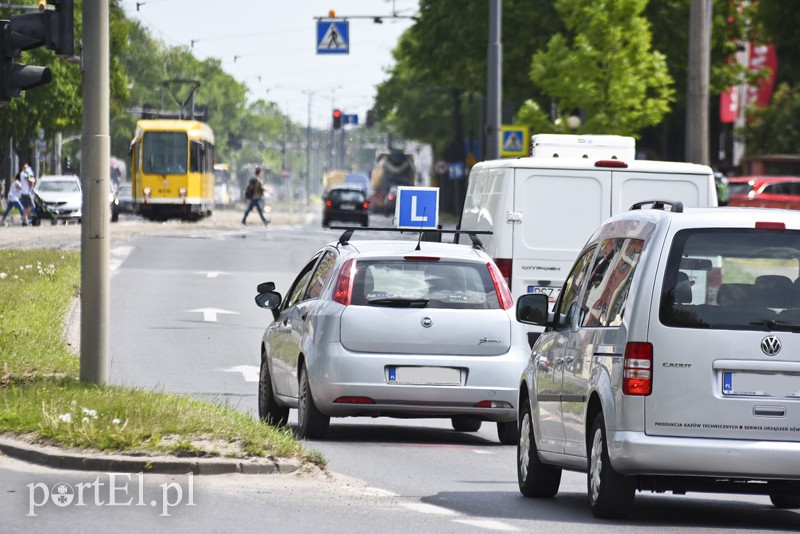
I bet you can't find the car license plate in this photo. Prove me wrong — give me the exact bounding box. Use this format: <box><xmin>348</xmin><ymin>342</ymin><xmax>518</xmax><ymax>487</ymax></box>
<box><xmin>340</xmin><ymin>203</ymin><xmax>356</xmax><ymax>210</ymax></box>
<box><xmin>527</xmin><ymin>285</ymin><xmax>560</xmax><ymax>303</ymax></box>
<box><xmin>387</xmin><ymin>366</ymin><xmax>461</xmax><ymax>386</ymax></box>
<box><xmin>722</xmin><ymin>371</ymin><xmax>800</xmax><ymax>398</ymax></box>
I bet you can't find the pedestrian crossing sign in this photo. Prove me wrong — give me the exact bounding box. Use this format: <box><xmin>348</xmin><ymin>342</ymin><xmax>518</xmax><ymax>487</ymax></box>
<box><xmin>317</xmin><ymin>19</ymin><xmax>349</xmax><ymax>54</ymax></box>
<box><xmin>500</xmin><ymin>126</ymin><xmax>529</xmax><ymax>157</ymax></box>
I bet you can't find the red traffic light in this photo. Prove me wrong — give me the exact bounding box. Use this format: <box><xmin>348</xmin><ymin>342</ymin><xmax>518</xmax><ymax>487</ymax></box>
<box><xmin>332</xmin><ymin>108</ymin><xmax>342</xmax><ymax>129</ymax></box>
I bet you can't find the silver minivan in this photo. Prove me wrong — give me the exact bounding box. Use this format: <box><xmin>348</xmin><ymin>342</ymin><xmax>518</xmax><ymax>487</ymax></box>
<box><xmin>516</xmin><ymin>201</ymin><xmax>800</xmax><ymax>518</ymax></box>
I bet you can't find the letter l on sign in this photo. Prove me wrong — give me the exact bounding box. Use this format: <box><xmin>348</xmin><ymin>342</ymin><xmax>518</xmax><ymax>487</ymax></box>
<box><xmin>410</xmin><ymin>196</ymin><xmax>428</xmax><ymax>222</ymax></box>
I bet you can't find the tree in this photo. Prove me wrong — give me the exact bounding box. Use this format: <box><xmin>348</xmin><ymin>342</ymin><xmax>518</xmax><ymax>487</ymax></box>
<box><xmin>742</xmin><ymin>83</ymin><xmax>800</xmax><ymax>155</ymax></box>
<box><xmin>519</xmin><ymin>0</ymin><xmax>674</xmax><ymax>136</ymax></box>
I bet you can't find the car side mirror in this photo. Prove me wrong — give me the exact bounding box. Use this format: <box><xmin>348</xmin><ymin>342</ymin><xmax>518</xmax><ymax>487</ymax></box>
<box><xmin>257</xmin><ymin>281</ymin><xmax>275</xmax><ymax>293</ymax></box>
<box><xmin>516</xmin><ymin>293</ymin><xmax>551</xmax><ymax>326</ymax></box>
<box><xmin>255</xmin><ymin>291</ymin><xmax>282</xmax><ymax>320</ymax></box>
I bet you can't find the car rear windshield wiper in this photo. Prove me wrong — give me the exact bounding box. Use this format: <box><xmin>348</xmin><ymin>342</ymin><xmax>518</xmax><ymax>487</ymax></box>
<box><xmin>750</xmin><ymin>319</ymin><xmax>800</xmax><ymax>332</ymax></box>
<box><xmin>368</xmin><ymin>298</ymin><xmax>429</xmax><ymax>308</ymax></box>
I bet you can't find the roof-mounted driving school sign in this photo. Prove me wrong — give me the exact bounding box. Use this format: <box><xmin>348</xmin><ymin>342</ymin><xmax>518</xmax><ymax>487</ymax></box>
<box><xmin>316</xmin><ymin>18</ymin><xmax>349</xmax><ymax>54</ymax></box>
<box><xmin>395</xmin><ymin>187</ymin><xmax>439</xmax><ymax>230</ymax></box>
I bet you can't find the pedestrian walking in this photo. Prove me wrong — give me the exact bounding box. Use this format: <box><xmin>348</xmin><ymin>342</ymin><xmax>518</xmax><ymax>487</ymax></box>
<box><xmin>1</xmin><ymin>174</ymin><xmax>25</xmax><ymax>226</ymax></box>
<box><xmin>241</xmin><ymin>167</ymin><xmax>269</xmax><ymax>226</ymax></box>
<box><xmin>19</xmin><ymin>163</ymin><xmax>36</xmax><ymax>226</ymax></box>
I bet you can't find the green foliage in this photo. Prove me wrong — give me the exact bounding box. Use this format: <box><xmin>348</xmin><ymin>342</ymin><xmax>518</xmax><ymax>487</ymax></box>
<box><xmin>525</xmin><ymin>0</ymin><xmax>674</xmax><ymax>136</ymax></box>
<box><xmin>741</xmin><ymin>83</ymin><xmax>800</xmax><ymax>155</ymax></box>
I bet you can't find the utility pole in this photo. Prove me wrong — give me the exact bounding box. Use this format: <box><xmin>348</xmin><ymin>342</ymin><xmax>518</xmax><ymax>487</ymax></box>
<box><xmin>485</xmin><ymin>0</ymin><xmax>502</xmax><ymax>161</ymax></box>
<box><xmin>80</xmin><ymin>0</ymin><xmax>110</xmax><ymax>384</ymax></box>
<box><xmin>686</xmin><ymin>0</ymin><xmax>711</xmax><ymax>165</ymax></box>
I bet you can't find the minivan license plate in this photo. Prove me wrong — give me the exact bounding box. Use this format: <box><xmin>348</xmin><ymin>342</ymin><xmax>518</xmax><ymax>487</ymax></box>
<box><xmin>388</xmin><ymin>366</ymin><xmax>460</xmax><ymax>386</ymax></box>
<box><xmin>528</xmin><ymin>285</ymin><xmax>560</xmax><ymax>302</ymax></box>
<box><xmin>722</xmin><ymin>371</ymin><xmax>800</xmax><ymax>398</ymax></box>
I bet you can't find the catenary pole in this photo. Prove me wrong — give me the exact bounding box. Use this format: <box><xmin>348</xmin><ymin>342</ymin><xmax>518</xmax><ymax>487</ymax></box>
<box><xmin>80</xmin><ymin>0</ymin><xmax>110</xmax><ymax>384</ymax></box>
<box><xmin>485</xmin><ymin>0</ymin><xmax>502</xmax><ymax>161</ymax></box>
<box><xmin>686</xmin><ymin>0</ymin><xmax>711</xmax><ymax>165</ymax></box>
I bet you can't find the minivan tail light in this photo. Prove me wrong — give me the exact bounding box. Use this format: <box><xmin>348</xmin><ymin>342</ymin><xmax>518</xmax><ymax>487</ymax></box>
<box><xmin>487</xmin><ymin>261</ymin><xmax>514</xmax><ymax>310</ymax></box>
<box><xmin>333</xmin><ymin>259</ymin><xmax>356</xmax><ymax>306</ymax></box>
<box><xmin>494</xmin><ymin>258</ymin><xmax>512</xmax><ymax>289</ymax></box>
<box><xmin>756</xmin><ymin>221</ymin><xmax>785</xmax><ymax>230</ymax></box>
<box><xmin>622</xmin><ymin>342</ymin><xmax>653</xmax><ymax>395</ymax></box>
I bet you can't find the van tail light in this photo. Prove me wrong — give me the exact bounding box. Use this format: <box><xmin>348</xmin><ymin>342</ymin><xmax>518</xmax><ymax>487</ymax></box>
<box><xmin>493</xmin><ymin>258</ymin><xmax>512</xmax><ymax>290</ymax></box>
<box><xmin>622</xmin><ymin>342</ymin><xmax>653</xmax><ymax>395</ymax></box>
<box><xmin>595</xmin><ymin>160</ymin><xmax>629</xmax><ymax>168</ymax></box>
<box><xmin>333</xmin><ymin>259</ymin><xmax>356</xmax><ymax>306</ymax></box>
<box><xmin>487</xmin><ymin>261</ymin><xmax>514</xmax><ymax>310</ymax></box>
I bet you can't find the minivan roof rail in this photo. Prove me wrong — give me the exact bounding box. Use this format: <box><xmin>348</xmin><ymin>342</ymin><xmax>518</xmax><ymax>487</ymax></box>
<box><xmin>630</xmin><ymin>200</ymin><xmax>684</xmax><ymax>213</ymax></box>
<box><xmin>329</xmin><ymin>226</ymin><xmax>492</xmax><ymax>249</ymax></box>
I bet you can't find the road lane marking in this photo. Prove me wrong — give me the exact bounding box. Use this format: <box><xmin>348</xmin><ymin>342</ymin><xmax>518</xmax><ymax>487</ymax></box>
<box><xmin>110</xmin><ymin>246</ymin><xmax>134</xmax><ymax>272</ymax></box>
<box><xmin>195</xmin><ymin>271</ymin><xmax>228</xmax><ymax>278</ymax></box>
<box><xmin>218</xmin><ymin>365</ymin><xmax>259</xmax><ymax>382</ymax></box>
<box><xmin>399</xmin><ymin>502</ymin><xmax>457</xmax><ymax>515</ymax></box>
<box><xmin>187</xmin><ymin>307</ymin><xmax>240</xmax><ymax>322</ymax></box>
<box><xmin>453</xmin><ymin>519</ymin><xmax>519</xmax><ymax>531</ymax></box>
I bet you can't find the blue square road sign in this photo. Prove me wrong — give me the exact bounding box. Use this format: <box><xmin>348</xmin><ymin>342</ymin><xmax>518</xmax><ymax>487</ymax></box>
<box><xmin>317</xmin><ymin>19</ymin><xmax>349</xmax><ymax>55</ymax></box>
<box><xmin>395</xmin><ymin>187</ymin><xmax>439</xmax><ymax>230</ymax></box>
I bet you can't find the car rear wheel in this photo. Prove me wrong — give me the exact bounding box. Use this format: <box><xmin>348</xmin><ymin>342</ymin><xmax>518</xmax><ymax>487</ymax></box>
<box><xmin>297</xmin><ymin>364</ymin><xmax>330</xmax><ymax>439</ymax></box>
<box><xmin>769</xmin><ymin>493</ymin><xmax>800</xmax><ymax>509</ymax></box>
<box><xmin>451</xmin><ymin>416</ymin><xmax>482</xmax><ymax>432</ymax></box>
<box><xmin>258</xmin><ymin>354</ymin><xmax>288</xmax><ymax>426</ymax></box>
<box><xmin>497</xmin><ymin>420</ymin><xmax>518</xmax><ymax>445</ymax></box>
<box><xmin>518</xmin><ymin>396</ymin><xmax>561</xmax><ymax>497</ymax></box>
<box><xmin>587</xmin><ymin>412</ymin><xmax>635</xmax><ymax>518</ymax></box>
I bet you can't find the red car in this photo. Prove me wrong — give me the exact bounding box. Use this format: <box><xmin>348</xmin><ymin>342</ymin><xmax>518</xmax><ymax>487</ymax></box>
<box><xmin>727</xmin><ymin>176</ymin><xmax>800</xmax><ymax>210</ymax></box>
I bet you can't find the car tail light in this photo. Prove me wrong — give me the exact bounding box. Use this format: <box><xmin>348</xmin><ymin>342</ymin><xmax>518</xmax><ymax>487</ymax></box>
<box><xmin>622</xmin><ymin>342</ymin><xmax>653</xmax><ymax>395</ymax></box>
<box><xmin>388</xmin><ymin>193</ymin><xmax>395</xmax><ymax>201</ymax></box>
<box><xmin>756</xmin><ymin>221</ymin><xmax>785</xmax><ymax>230</ymax></box>
<box><xmin>487</xmin><ymin>261</ymin><xmax>514</xmax><ymax>310</ymax></box>
<box><xmin>363</xmin><ymin>201</ymin><xmax>369</xmax><ymax>210</ymax></box>
<box><xmin>325</xmin><ymin>200</ymin><xmax>332</xmax><ymax>207</ymax></box>
<box><xmin>404</xmin><ymin>255</ymin><xmax>440</xmax><ymax>261</ymax></box>
<box><xmin>595</xmin><ymin>160</ymin><xmax>629</xmax><ymax>168</ymax></box>
<box><xmin>334</xmin><ymin>396</ymin><xmax>375</xmax><ymax>404</ymax></box>
<box><xmin>332</xmin><ymin>258</ymin><xmax>356</xmax><ymax>306</ymax></box>
<box><xmin>493</xmin><ymin>258</ymin><xmax>512</xmax><ymax>289</ymax></box>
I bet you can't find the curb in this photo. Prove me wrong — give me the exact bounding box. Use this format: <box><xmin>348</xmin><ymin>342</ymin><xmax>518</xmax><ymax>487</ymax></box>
<box><xmin>0</xmin><ymin>437</ymin><xmax>301</xmax><ymax>475</ymax></box>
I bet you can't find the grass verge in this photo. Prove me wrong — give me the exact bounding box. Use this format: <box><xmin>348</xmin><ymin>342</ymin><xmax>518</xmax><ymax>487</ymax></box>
<box><xmin>0</xmin><ymin>249</ymin><xmax>322</xmax><ymax>466</ymax></box>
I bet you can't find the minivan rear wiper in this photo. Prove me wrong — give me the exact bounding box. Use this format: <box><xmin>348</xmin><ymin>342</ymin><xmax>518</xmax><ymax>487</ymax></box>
<box><xmin>750</xmin><ymin>319</ymin><xmax>800</xmax><ymax>332</ymax></box>
<box><xmin>368</xmin><ymin>298</ymin><xmax>429</xmax><ymax>308</ymax></box>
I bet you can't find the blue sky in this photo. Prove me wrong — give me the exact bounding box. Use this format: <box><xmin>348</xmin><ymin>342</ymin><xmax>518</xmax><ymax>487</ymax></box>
<box><xmin>120</xmin><ymin>0</ymin><xmax>419</xmax><ymax>128</ymax></box>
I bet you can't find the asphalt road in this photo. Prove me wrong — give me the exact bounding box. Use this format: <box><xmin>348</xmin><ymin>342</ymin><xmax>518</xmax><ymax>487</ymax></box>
<box><xmin>3</xmin><ymin>208</ymin><xmax>799</xmax><ymax>532</ymax></box>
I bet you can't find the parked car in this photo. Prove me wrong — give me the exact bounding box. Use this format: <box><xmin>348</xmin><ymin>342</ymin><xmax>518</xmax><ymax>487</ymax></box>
<box><xmin>515</xmin><ymin>200</ymin><xmax>800</xmax><ymax>518</ymax></box>
<box><xmin>322</xmin><ymin>185</ymin><xmax>369</xmax><ymax>227</ymax></box>
<box><xmin>111</xmin><ymin>183</ymin><xmax>135</xmax><ymax>222</ymax></box>
<box><xmin>254</xmin><ymin>229</ymin><xmax>531</xmax><ymax>442</ymax></box>
<box><xmin>32</xmin><ymin>174</ymin><xmax>82</xmax><ymax>225</ymax></box>
<box><xmin>728</xmin><ymin>176</ymin><xmax>800</xmax><ymax>210</ymax></box>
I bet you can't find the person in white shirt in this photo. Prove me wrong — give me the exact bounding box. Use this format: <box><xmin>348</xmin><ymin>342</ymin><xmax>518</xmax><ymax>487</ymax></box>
<box><xmin>1</xmin><ymin>174</ymin><xmax>24</xmax><ymax>226</ymax></box>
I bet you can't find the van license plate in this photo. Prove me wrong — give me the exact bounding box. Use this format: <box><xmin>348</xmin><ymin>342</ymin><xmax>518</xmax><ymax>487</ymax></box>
<box><xmin>722</xmin><ymin>371</ymin><xmax>800</xmax><ymax>398</ymax></box>
<box><xmin>387</xmin><ymin>366</ymin><xmax>460</xmax><ymax>386</ymax></box>
<box><xmin>528</xmin><ymin>286</ymin><xmax>560</xmax><ymax>302</ymax></box>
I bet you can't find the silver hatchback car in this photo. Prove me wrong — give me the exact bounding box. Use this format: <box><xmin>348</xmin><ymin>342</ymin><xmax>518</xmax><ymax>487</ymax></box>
<box><xmin>255</xmin><ymin>230</ymin><xmax>530</xmax><ymax>442</ymax></box>
<box><xmin>516</xmin><ymin>201</ymin><xmax>800</xmax><ymax>518</ymax></box>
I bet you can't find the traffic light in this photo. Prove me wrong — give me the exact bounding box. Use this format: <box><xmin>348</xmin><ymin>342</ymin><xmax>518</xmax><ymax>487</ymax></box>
<box><xmin>365</xmin><ymin>109</ymin><xmax>375</xmax><ymax>128</ymax></box>
<box><xmin>0</xmin><ymin>0</ymin><xmax>74</xmax><ymax>105</ymax></box>
<box><xmin>332</xmin><ymin>109</ymin><xmax>342</xmax><ymax>130</ymax></box>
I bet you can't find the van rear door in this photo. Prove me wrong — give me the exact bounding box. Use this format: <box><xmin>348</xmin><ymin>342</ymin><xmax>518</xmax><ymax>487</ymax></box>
<box><xmin>512</xmin><ymin>168</ymin><xmax>612</xmax><ymax>303</ymax></box>
<box><xmin>611</xmin><ymin>168</ymin><xmax>713</xmax><ymax>213</ymax></box>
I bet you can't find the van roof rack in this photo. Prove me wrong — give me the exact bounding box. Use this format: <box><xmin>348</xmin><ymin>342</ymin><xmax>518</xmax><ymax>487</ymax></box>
<box><xmin>630</xmin><ymin>200</ymin><xmax>684</xmax><ymax>213</ymax></box>
<box><xmin>329</xmin><ymin>226</ymin><xmax>492</xmax><ymax>250</ymax></box>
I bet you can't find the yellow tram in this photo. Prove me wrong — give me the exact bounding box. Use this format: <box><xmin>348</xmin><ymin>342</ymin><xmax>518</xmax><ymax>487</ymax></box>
<box><xmin>129</xmin><ymin>119</ymin><xmax>215</xmax><ymax>221</ymax></box>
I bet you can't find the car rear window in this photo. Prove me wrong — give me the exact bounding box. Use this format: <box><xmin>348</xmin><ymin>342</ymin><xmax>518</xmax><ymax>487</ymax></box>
<box><xmin>350</xmin><ymin>260</ymin><xmax>501</xmax><ymax>310</ymax></box>
<box><xmin>660</xmin><ymin>228</ymin><xmax>800</xmax><ymax>330</ymax></box>
<box><xmin>727</xmin><ymin>182</ymin><xmax>753</xmax><ymax>196</ymax></box>
<box><xmin>330</xmin><ymin>189</ymin><xmax>364</xmax><ymax>203</ymax></box>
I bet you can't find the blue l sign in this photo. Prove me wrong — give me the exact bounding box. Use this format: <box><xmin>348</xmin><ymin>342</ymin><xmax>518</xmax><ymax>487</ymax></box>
<box><xmin>395</xmin><ymin>187</ymin><xmax>439</xmax><ymax>229</ymax></box>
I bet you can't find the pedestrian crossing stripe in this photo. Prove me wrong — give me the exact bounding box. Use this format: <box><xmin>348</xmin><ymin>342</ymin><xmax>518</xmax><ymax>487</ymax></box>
<box><xmin>503</xmin><ymin>131</ymin><xmax>523</xmax><ymax>151</ymax></box>
<box><xmin>317</xmin><ymin>20</ymin><xmax>349</xmax><ymax>53</ymax></box>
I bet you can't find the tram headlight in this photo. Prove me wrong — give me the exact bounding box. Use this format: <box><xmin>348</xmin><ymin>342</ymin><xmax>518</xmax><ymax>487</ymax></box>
<box><xmin>143</xmin><ymin>187</ymin><xmax>151</xmax><ymax>198</ymax></box>
<box><xmin>179</xmin><ymin>187</ymin><xmax>187</xmax><ymax>198</ymax></box>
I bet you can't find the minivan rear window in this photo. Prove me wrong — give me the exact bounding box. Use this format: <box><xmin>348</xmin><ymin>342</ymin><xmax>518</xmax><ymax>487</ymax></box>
<box><xmin>660</xmin><ymin>228</ymin><xmax>800</xmax><ymax>330</ymax></box>
<box><xmin>350</xmin><ymin>260</ymin><xmax>500</xmax><ymax>309</ymax></box>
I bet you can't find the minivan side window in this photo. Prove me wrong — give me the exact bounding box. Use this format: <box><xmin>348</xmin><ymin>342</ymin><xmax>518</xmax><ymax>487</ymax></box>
<box><xmin>581</xmin><ymin>238</ymin><xmax>644</xmax><ymax>327</ymax></box>
<box><xmin>555</xmin><ymin>247</ymin><xmax>597</xmax><ymax>330</ymax></box>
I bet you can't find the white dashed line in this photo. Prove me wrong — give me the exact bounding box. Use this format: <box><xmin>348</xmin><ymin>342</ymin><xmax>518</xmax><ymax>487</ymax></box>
<box><xmin>399</xmin><ymin>502</ymin><xmax>457</xmax><ymax>516</ymax></box>
<box><xmin>453</xmin><ymin>518</ymin><xmax>519</xmax><ymax>531</ymax></box>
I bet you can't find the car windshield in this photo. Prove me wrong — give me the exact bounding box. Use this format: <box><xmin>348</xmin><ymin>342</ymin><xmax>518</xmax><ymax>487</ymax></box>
<box><xmin>37</xmin><ymin>180</ymin><xmax>80</xmax><ymax>193</ymax></box>
<box><xmin>727</xmin><ymin>183</ymin><xmax>753</xmax><ymax>195</ymax></box>
<box><xmin>350</xmin><ymin>260</ymin><xmax>500</xmax><ymax>310</ymax></box>
<box><xmin>660</xmin><ymin>228</ymin><xmax>800</xmax><ymax>331</ymax></box>
<box><xmin>330</xmin><ymin>189</ymin><xmax>364</xmax><ymax>203</ymax></box>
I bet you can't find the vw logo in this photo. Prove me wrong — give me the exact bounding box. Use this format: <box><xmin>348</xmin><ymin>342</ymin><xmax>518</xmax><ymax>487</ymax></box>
<box><xmin>761</xmin><ymin>336</ymin><xmax>782</xmax><ymax>356</ymax></box>
<box><xmin>421</xmin><ymin>316</ymin><xmax>433</xmax><ymax>328</ymax></box>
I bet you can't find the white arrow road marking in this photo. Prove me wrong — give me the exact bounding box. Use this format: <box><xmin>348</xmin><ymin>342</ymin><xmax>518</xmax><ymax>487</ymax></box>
<box><xmin>188</xmin><ymin>308</ymin><xmax>240</xmax><ymax>322</ymax></box>
<box><xmin>218</xmin><ymin>365</ymin><xmax>260</xmax><ymax>382</ymax></box>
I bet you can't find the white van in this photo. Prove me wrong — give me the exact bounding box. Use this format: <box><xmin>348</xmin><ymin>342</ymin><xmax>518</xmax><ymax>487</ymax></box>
<box><xmin>457</xmin><ymin>134</ymin><xmax>716</xmax><ymax>341</ymax></box>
